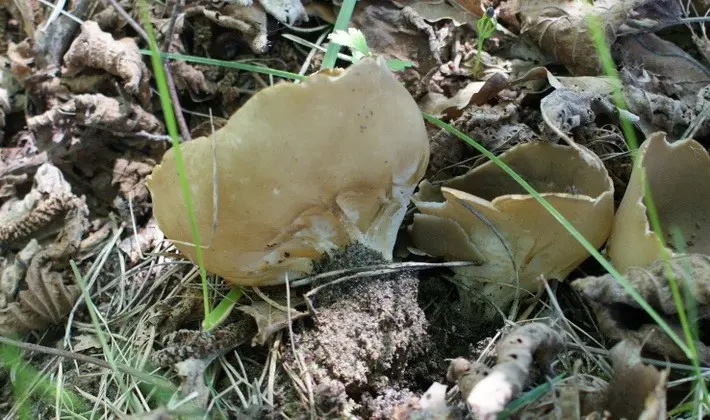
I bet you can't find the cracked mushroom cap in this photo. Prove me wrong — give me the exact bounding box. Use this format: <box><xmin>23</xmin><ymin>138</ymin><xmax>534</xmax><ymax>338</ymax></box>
<box><xmin>409</xmin><ymin>142</ymin><xmax>614</xmax><ymax>309</ymax></box>
<box><xmin>607</xmin><ymin>132</ymin><xmax>710</xmax><ymax>273</ymax></box>
<box><xmin>147</xmin><ymin>57</ymin><xmax>429</xmax><ymax>286</ymax></box>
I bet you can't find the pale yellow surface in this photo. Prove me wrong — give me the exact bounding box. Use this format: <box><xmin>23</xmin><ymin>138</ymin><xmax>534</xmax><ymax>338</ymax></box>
<box><xmin>147</xmin><ymin>57</ymin><xmax>429</xmax><ymax>285</ymax></box>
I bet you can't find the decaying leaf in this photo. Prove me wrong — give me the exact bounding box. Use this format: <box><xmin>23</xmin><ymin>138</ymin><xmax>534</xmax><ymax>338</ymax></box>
<box><xmin>118</xmin><ymin>217</ymin><xmax>164</xmax><ymax>264</ymax></box>
<box><xmin>518</xmin><ymin>0</ymin><xmax>673</xmax><ymax>75</ymax></box>
<box><xmin>419</xmin><ymin>73</ymin><xmax>509</xmax><ymax>119</ymax></box>
<box><xmin>258</xmin><ymin>0</ymin><xmax>308</xmax><ymax>24</ymax></box>
<box><xmin>409</xmin><ymin>142</ymin><xmax>614</xmax><ymax>319</ymax></box>
<box><xmin>151</xmin><ymin>319</ymin><xmax>256</xmax><ymax>368</ymax></box>
<box><xmin>236</xmin><ymin>299</ymin><xmax>307</xmax><ymax>346</ymax></box>
<box><xmin>466</xmin><ymin>323</ymin><xmax>564</xmax><ymax>419</ymax></box>
<box><xmin>147</xmin><ymin>57</ymin><xmax>429</xmax><ymax>286</ymax></box>
<box><xmin>63</xmin><ymin>21</ymin><xmax>149</xmax><ymax>100</ymax></box>
<box><xmin>0</xmin><ymin>198</ymin><xmax>88</xmax><ymax>334</ymax></box>
<box><xmin>616</xmin><ymin>33</ymin><xmax>710</xmax><ymax>99</ymax></box>
<box><xmin>607</xmin><ymin>132</ymin><xmax>710</xmax><ymax>273</ymax></box>
<box><xmin>0</xmin><ymin>239</ymin><xmax>40</xmax><ymax>308</ymax></box>
<box><xmin>175</xmin><ymin>358</ymin><xmax>210</xmax><ymax>410</ymax></box>
<box><xmin>573</xmin><ymin>254</ymin><xmax>710</xmax><ymax>364</ymax></box>
<box><xmin>27</xmin><ymin>93</ymin><xmax>164</xmax><ymax>137</ymax></box>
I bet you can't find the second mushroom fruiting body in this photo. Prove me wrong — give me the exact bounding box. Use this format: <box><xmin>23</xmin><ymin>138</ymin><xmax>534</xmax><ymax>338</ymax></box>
<box><xmin>409</xmin><ymin>142</ymin><xmax>615</xmax><ymax>319</ymax></box>
<box><xmin>607</xmin><ymin>131</ymin><xmax>710</xmax><ymax>274</ymax></box>
<box><xmin>146</xmin><ymin>57</ymin><xmax>430</xmax><ymax>286</ymax></box>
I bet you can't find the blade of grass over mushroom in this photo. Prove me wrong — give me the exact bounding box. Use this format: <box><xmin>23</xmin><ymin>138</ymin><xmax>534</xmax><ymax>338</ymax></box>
<box><xmin>421</xmin><ymin>113</ymin><xmax>691</xmax><ymax>358</ymax></box>
<box><xmin>669</xmin><ymin>228</ymin><xmax>709</xmax><ymax>413</ymax></box>
<box><xmin>138</xmin><ymin>1</ymin><xmax>211</xmax><ymax>319</ymax></box>
<box><xmin>586</xmin><ymin>14</ymin><xmax>700</xmax><ymax>363</ymax></box>
<box><xmin>497</xmin><ymin>373</ymin><xmax>566</xmax><ymax>419</ymax></box>
<box><xmin>320</xmin><ymin>0</ymin><xmax>358</xmax><ymax>69</ymax></box>
<box><xmin>137</xmin><ymin>50</ymin><xmax>306</xmax><ymax>81</ymax></box>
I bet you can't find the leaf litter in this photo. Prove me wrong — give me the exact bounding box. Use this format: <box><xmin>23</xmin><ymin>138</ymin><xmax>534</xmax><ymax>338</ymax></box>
<box><xmin>1</xmin><ymin>0</ymin><xmax>710</xmax><ymax>418</ymax></box>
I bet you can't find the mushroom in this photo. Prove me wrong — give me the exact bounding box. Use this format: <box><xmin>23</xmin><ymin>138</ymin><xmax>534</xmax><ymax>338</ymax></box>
<box><xmin>607</xmin><ymin>132</ymin><xmax>710</xmax><ymax>273</ymax></box>
<box><xmin>146</xmin><ymin>56</ymin><xmax>429</xmax><ymax>286</ymax></box>
<box><xmin>409</xmin><ymin>142</ymin><xmax>614</xmax><ymax>317</ymax></box>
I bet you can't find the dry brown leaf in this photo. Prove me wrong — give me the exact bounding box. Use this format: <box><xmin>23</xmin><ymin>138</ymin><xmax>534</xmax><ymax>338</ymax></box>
<box><xmin>351</xmin><ymin>0</ymin><xmax>441</xmax><ymax>78</ymax></box>
<box><xmin>419</xmin><ymin>73</ymin><xmax>509</xmax><ymax>119</ymax></box>
<box><xmin>518</xmin><ymin>0</ymin><xmax>646</xmax><ymax>75</ymax></box>
<box><xmin>406</xmin><ymin>0</ymin><xmax>475</xmax><ymax>25</ymax></box>
<box><xmin>616</xmin><ymin>33</ymin><xmax>710</xmax><ymax>99</ymax></box>
<box><xmin>0</xmin><ymin>239</ymin><xmax>40</xmax><ymax>309</ymax></box>
<box><xmin>63</xmin><ymin>21</ymin><xmax>149</xmax><ymax>100</ymax></box>
<box><xmin>169</xmin><ymin>60</ymin><xmax>217</xmax><ymax>99</ymax></box>
<box><xmin>236</xmin><ymin>299</ymin><xmax>307</xmax><ymax>346</ymax></box>
<box><xmin>258</xmin><ymin>0</ymin><xmax>307</xmax><ymax>24</ymax></box>
<box><xmin>573</xmin><ymin>254</ymin><xmax>710</xmax><ymax>364</ymax></box>
<box><xmin>152</xmin><ymin>319</ymin><xmax>256</xmax><ymax>368</ymax></box>
<box><xmin>27</xmin><ymin>93</ymin><xmax>163</xmax><ymax>136</ymax></box>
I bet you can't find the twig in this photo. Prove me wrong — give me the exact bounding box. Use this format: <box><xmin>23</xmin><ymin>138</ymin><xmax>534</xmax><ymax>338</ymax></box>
<box><xmin>104</xmin><ymin>0</ymin><xmax>192</xmax><ymax>142</ymax></box>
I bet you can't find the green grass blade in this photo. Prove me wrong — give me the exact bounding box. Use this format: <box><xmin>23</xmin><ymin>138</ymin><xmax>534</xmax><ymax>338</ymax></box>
<box><xmin>138</xmin><ymin>1</ymin><xmax>211</xmax><ymax>319</ymax></box>
<box><xmin>202</xmin><ymin>287</ymin><xmax>244</xmax><ymax>331</ymax></box>
<box><xmin>137</xmin><ymin>50</ymin><xmax>306</xmax><ymax>81</ymax></box>
<box><xmin>321</xmin><ymin>0</ymin><xmax>358</xmax><ymax>69</ymax></box>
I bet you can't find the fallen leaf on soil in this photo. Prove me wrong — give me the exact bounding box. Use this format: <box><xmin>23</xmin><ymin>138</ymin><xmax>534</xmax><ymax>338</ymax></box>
<box><xmin>350</xmin><ymin>0</ymin><xmax>442</xmax><ymax>84</ymax></box>
<box><xmin>169</xmin><ymin>60</ymin><xmax>217</xmax><ymax>99</ymax></box>
<box><xmin>616</xmin><ymin>33</ymin><xmax>710</xmax><ymax>99</ymax></box>
<box><xmin>119</xmin><ymin>217</ymin><xmax>164</xmax><ymax>264</ymax></box>
<box><xmin>27</xmin><ymin>93</ymin><xmax>164</xmax><ymax>138</ymax></box>
<box><xmin>409</xmin><ymin>142</ymin><xmax>614</xmax><ymax>319</ymax></box>
<box><xmin>0</xmin><ymin>239</ymin><xmax>40</xmax><ymax>309</ymax></box>
<box><xmin>175</xmin><ymin>358</ymin><xmax>210</xmax><ymax>410</ymax></box>
<box><xmin>607</xmin><ymin>132</ymin><xmax>710</xmax><ymax>273</ymax></box>
<box><xmin>517</xmin><ymin>0</ymin><xmax>671</xmax><ymax>75</ymax></box>
<box><xmin>466</xmin><ymin>323</ymin><xmax>564</xmax><ymax>419</ymax></box>
<box><xmin>573</xmin><ymin>254</ymin><xmax>710</xmax><ymax>364</ymax></box>
<box><xmin>258</xmin><ymin>0</ymin><xmax>308</xmax><ymax>24</ymax></box>
<box><xmin>419</xmin><ymin>73</ymin><xmax>509</xmax><ymax>119</ymax></box>
<box><xmin>63</xmin><ymin>21</ymin><xmax>149</xmax><ymax>100</ymax></box>
<box><xmin>152</xmin><ymin>318</ymin><xmax>257</xmax><ymax>368</ymax></box>
<box><xmin>72</xmin><ymin>333</ymin><xmax>102</xmax><ymax>352</ymax></box>
<box><xmin>147</xmin><ymin>56</ymin><xmax>429</xmax><ymax>286</ymax></box>
<box><xmin>406</xmin><ymin>0</ymin><xmax>475</xmax><ymax>25</ymax></box>
<box><xmin>236</xmin><ymin>299</ymin><xmax>307</xmax><ymax>346</ymax></box>
<box><xmin>0</xmin><ymin>163</ymin><xmax>88</xmax><ymax>334</ymax></box>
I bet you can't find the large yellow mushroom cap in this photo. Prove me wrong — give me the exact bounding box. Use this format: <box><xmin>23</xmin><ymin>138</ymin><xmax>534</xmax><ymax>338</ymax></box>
<box><xmin>146</xmin><ymin>56</ymin><xmax>430</xmax><ymax>286</ymax></box>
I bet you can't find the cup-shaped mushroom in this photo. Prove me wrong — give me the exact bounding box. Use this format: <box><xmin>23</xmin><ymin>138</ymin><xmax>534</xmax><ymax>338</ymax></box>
<box><xmin>607</xmin><ymin>132</ymin><xmax>710</xmax><ymax>273</ymax></box>
<box><xmin>146</xmin><ymin>57</ymin><xmax>430</xmax><ymax>286</ymax></box>
<box><xmin>409</xmin><ymin>142</ymin><xmax>614</xmax><ymax>314</ymax></box>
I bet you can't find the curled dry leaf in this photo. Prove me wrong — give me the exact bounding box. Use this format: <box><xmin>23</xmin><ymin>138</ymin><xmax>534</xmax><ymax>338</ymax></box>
<box><xmin>236</xmin><ymin>299</ymin><xmax>307</xmax><ymax>346</ymax></box>
<box><xmin>419</xmin><ymin>73</ymin><xmax>510</xmax><ymax>119</ymax></box>
<box><xmin>573</xmin><ymin>254</ymin><xmax>710</xmax><ymax>364</ymax></box>
<box><xmin>27</xmin><ymin>93</ymin><xmax>163</xmax><ymax>137</ymax></box>
<box><xmin>147</xmin><ymin>57</ymin><xmax>429</xmax><ymax>286</ymax></box>
<box><xmin>607</xmin><ymin>132</ymin><xmax>710</xmax><ymax>273</ymax></box>
<box><xmin>258</xmin><ymin>0</ymin><xmax>308</xmax><ymax>24</ymax></box>
<box><xmin>466</xmin><ymin>323</ymin><xmax>564</xmax><ymax>420</ymax></box>
<box><xmin>616</xmin><ymin>33</ymin><xmax>710</xmax><ymax>99</ymax></box>
<box><xmin>409</xmin><ymin>142</ymin><xmax>614</xmax><ymax>318</ymax></box>
<box><xmin>151</xmin><ymin>319</ymin><xmax>257</xmax><ymax>368</ymax></box>
<box><xmin>63</xmin><ymin>21</ymin><xmax>149</xmax><ymax>100</ymax></box>
<box><xmin>0</xmin><ymin>239</ymin><xmax>40</xmax><ymax>308</ymax></box>
<box><xmin>0</xmin><ymin>164</ymin><xmax>88</xmax><ymax>335</ymax></box>
<box><xmin>518</xmin><ymin>0</ymin><xmax>656</xmax><ymax>75</ymax></box>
